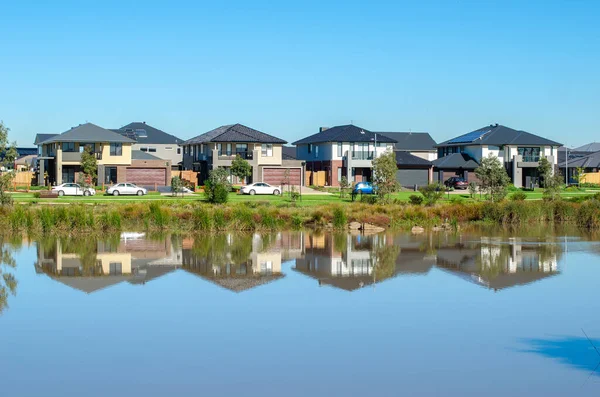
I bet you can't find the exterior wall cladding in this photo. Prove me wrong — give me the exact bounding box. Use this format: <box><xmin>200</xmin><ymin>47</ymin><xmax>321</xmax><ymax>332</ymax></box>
<box><xmin>305</xmin><ymin>160</ymin><xmax>345</xmax><ymax>187</ymax></box>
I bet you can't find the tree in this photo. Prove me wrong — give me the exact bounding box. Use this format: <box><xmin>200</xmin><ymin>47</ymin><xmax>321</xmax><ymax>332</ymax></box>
<box><xmin>542</xmin><ymin>173</ymin><xmax>564</xmax><ymax>201</ymax></box>
<box><xmin>474</xmin><ymin>154</ymin><xmax>511</xmax><ymax>202</ymax></box>
<box><xmin>80</xmin><ymin>145</ymin><xmax>98</xmax><ymax>187</ymax></box>
<box><xmin>230</xmin><ymin>155</ymin><xmax>252</xmax><ymax>184</ymax></box>
<box><xmin>0</xmin><ymin>235</ymin><xmax>18</xmax><ymax>314</ymax></box>
<box><xmin>171</xmin><ymin>176</ymin><xmax>184</xmax><ymax>197</ymax></box>
<box><xmin>0</xmin><ymin>121</ymin><xmax>17</xmax><ymax>205</ymax></box>
<box><xmin>573</xmin><ymin>167</ymin><xmax>586</xmax><ymax>185</ymax></box>
<box><xmin>204</xmin><ymin>167</ymin><xmax>232</xmax><ymax>204</ymax></box>
<box><xmin>371</xmin><ymin>150</ymin><xmax>400</xmax><ymax>202</ymax></box>
<box><xmin>537</xmin><ymin>157</ymin><xmax>553</xmax><ymax>188</ymax></box>
<box><xmin>418</xmin><ymin>183</ymin><xmax>444</xmax><ymax>206</ymax></box>
<box><xmin>339</xmin><ymin>176</ymin><xmax>350</xmax><ymax>199</ymax></box>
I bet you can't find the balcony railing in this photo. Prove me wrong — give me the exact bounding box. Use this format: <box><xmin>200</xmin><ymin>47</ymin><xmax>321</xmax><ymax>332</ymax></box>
<box><xmin>218</xmin><ymin>151</ymin><xmax>253</xmax><ymax>160</ymax></box>
<box><xmin>521</xmin><ymin>155</ymin><xmax>540</xmax><ymax>162</ymax></box>
<box><xmin>352</xmin><ymin>151</ymin><xmax>374</xmax><ymax>160</ymax></box>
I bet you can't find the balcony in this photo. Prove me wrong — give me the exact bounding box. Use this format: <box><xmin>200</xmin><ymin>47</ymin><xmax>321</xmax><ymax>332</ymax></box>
<box><xmin>521</xmin><ymin>155</ymin><xmax>540</xmax><ymax>162</ymax></box>
<box><xmin>61</xmin><ymin>151</ymin><xmax>102</xmax><ymax>162</ymax></box>
<box><xmin>352</xmin><ymin>151</ymin><xmax>374</xmax><ymax>160</ymax></box>
<box><xmin>218</xmin><ymin>151</ymin><xmax>253</xmax><ymax>160</ymax></box>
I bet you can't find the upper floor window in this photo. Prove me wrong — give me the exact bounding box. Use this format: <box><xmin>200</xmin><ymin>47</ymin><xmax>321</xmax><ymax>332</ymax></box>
<box><xmin>62</xmin><ymin>142</ymin><xmax>75</xmax><ymax>152</ymax></box>
<box><xmin>261</xmin><ymin>144</ymin><xmax>273</xmax><ymax>157</ymax></box>
<box><xmin>308</xmin><ymin>144</ymin><xmax>312</xmax><ymax>153</ymax></box>
<box><xmin>517</xmin><ymin>147</ymin><xmax>540</xmax><ymax>162</ymax></box>
<box><xmin>148</xmin><ymin>147</ymin><xmax>157</xmax><ymax>153</ymax></box>
<box><xmin>80</xmin><ymin>143</ymin><xmax>95</xmax><ymax>153</ymax></box>
<box><xmin>315</xmin><ymin>145</ymin><xmax>319</xmax><ymax>158</ymax></box>
<box><xmin>165</xmin><ymin>147</ymin><xmax>173</xmax><ymax>150</ymax></box>
<box><xmin>110</xmin><ymin>143</ymin><xmax>123</xmax><ymax>156</ymax></box>
<box><xmin>177</xmin><ymin>147</ymin><xmax>182</xmax><ymax>155</ymax></box>
<box><xmin>337</xmin><ymin>142</ymin><xmax>343</xmax><ymax>157</ymax></box>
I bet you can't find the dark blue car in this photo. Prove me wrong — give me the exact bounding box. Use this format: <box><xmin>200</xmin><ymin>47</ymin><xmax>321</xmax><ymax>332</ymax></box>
<box><xmin>352</xmin><ymin>182</ymin><xmax>375</xmax><ymax>195</ymax></box>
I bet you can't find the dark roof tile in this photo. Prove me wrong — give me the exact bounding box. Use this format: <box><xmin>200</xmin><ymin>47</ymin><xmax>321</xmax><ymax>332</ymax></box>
<box><xmin>432</xmin><ymin>153</ymin><xmax>479</xmax><ymax>169</ymax></box>
<box><xmin>39</xmin><ymin>123</ymin><xmax>136</xmax><ymax>144</ymax></box>
<box><xmin>437</xmin><ymin>124</ymin><xmax>562</xmax><ymax>147</ymax></box>
<box><xmin>115</xmin><ymin>122</ymin><xmax>183</xmax><ymax>145</ymax></box>
<box><xmin>378</xmin><ymin>132</ymin><xmax>436</xmax><ymax>151</ymax></box>
<box><xmin>293</xmin><ymin>125</ymin><xmax>396</xmax><ymax>145</ymax></box>
<box><xmin>395</xmin><ymin>151</ymin><xmax>433</xmax><ymax>166</ymax></box>
<box><xmin>183</xmin><ymin>124</ymin><xmax>286</xmax><ymax>145</ymax></box>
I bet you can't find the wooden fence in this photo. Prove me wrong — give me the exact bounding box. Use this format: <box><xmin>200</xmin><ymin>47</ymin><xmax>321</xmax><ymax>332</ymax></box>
<box><xmin>305</xmin><ymin>171</ymin><xmax>326</xmax><ymax>187</ymax></box>
<box><xmin>581</xmin><ymin>172</ymin><xmax>600</xmax><ymax>184</ymax></box>
<box><xmin>172</xmin><ymin>170</ymin><xmax>199</xmax><ymax>185</ymax></box>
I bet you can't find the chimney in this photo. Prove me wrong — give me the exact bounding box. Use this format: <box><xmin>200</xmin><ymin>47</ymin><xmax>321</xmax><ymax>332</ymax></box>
<box><xmin>319</xmin><ymin>127</ymin><xmax>328</xmax><ymax>133</ymax></box>
<box><xmin>143</xmin><ymin>121</ymin><xmax>146</xmax><ymax>124</ymax></box>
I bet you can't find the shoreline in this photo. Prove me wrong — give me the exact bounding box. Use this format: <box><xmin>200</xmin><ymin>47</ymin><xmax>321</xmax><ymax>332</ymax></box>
<box><xmin>1</xmin><ymin>199</ymin><xmax>600</xmax><ymax>235</ymax></box>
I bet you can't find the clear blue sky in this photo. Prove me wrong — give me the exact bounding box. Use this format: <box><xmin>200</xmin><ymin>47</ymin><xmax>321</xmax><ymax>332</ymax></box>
<box><xmin>0</xmin><ymin>0</ymin><xmax>598</xmax><ymax>147</ymax></box>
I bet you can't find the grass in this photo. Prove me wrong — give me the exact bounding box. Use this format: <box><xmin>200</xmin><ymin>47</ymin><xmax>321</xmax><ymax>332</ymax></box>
<box><xmin>6</xmin><ymin>188</ymin><xmax>600</xmax><ymax>206</ymax></box>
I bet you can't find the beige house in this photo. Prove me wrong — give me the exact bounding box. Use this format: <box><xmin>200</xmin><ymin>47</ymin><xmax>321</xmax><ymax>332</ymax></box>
<box><xmin>35</xmin><ymin>123</ymin><xmax>172</xmax><ymax>186</ymax></box>
<box><xmin>182</xmin><ymin>123</ymin><xmax>304</xmax><ymax>186</ymax></box>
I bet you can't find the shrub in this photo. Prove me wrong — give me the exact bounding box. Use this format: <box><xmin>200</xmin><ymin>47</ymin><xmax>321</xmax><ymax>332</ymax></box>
<box><xmin>360</xmin><ymin>195</ymin><xmax>378</xmax><ymax>204</ymax></box>
<box><xmin>418</xmin><ymin>183</ymin><xmax>444</xmax><ymax>206</ymax></box>
<box><xmin>510</xmin><ymin>191</ymin><xmax>527</xmax><ymax>201</ymax></box>
<box><xmin>332</xmin><ymin>207</ymin><xmax>347</xmax><ymax>229</ymax></box>
<box><xmin>204</xmin><ymin>168</ymin><xmax>231</xmax><ymax>204</ymax></box>
<box><xmin>409</xmin><ymin>195</ymin><xmax>423</xmax><ymax>205</ymax></box>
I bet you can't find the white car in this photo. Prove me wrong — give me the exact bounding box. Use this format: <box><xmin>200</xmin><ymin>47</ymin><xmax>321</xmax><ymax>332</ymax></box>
<box><xmin>52</xmin><ymin>183</ymin><xmax>96</xmax><ymax>197</ymax></box>
<box><xmin>107</xmin><ymin>183</ymin><xmax>148</xmax><ymax>196</ymax></box>
<box><xmin>240</xmin><ymin>182</ymin><xmax>281</xmax><ymax>195</ymax></box>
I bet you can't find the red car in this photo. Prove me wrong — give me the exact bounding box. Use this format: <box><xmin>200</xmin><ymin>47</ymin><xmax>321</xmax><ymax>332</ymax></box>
<box><xmin>444</xmin><ymin>177</ymin><xmax>468</xmax><ymax>189</ymax></box>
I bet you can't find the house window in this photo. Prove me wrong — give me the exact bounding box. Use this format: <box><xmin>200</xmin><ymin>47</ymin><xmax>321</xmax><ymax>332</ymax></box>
<box><xmin>261</xmin><ymin>144</ymin><xmax>273</xmax><ymax>157</ymax></box>
<box><xmin>105</xmin><ymin>167</ymin><xmax>117</xmax><ymax>184</ymax></box>
<box><xmin>315</xmin><ymin>145</ymin><xmax>319</xmax><ymax>158</ymax></box>
<box><xmin>337</xmin><ymin>167</ymin><xmax>342</xmax><ymax>182</ymax></box>
<box><xmin>177</xmin><ymin>147</ymin><xmax>182</xmax><ymax>155</ymax></box>
<box><xmin>308</xmin><ymin>144</ymin><xmax>312</xmax><ymax>153</ymax></box>
<box><xmin>110</xmin><ymin>143</ymin><xmax>123</xmax><ymax>156</ymax></box>
<box><xmin>141</xmin><ymin>147</ymin><xmax>148</xmax><ymax>152</ymax></box>
<box><xmin>227</xmin><ymin>143</ymin><xmax>232</xmax><ymax>156</ymax></box>
<box><xmin>165</xmin><ymin>147</ymin><xmax>173</xmax><ymax>150</ymax></box>
<box><xmin>517</xmin><ymin>147</ymin><xmax>541</xmax><ymax>162</ymax></box>
<box><xmin>337</xmin><ymin>142</ymin><xmax>342</xmax><ymax>157</ymax></box>
<box><xmin>148</xmin><ymin>147</ymin><xmax>157</xmax><ymax>153</ymax></box>
<box><xmin>62</xmin><ymin>142</ymin><xmax>75</xmax><ymax>152</ymax></box>
<box><xmin>80</xmin><ymin>143</ymin><xmax>95</xmax><ymax>153</ymax></box>
<box><xmin>217</xmin><ymin>143</ymin><xmax>222</xmax><ymax>155</ymax></box>
<box><xmin>109</xmin><ymin>262</ymin><xmax>122</xmax><ymax>275</ymax></box>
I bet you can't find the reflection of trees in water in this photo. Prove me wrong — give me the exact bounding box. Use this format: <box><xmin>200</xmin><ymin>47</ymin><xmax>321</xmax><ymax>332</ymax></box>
<box><xmin>0</xmin><ymin>236</ymin><xmax>20</xmax><ymax>314</ymax></box>
<box><xmin>192</xmin><ymin>233</ymin><xmax>255</xmax><ymax>269</ymax></box>
<box><xmin>373</xmin><ymin>243</ymin><xmax>400</xmax><ymax>282</ymax></box>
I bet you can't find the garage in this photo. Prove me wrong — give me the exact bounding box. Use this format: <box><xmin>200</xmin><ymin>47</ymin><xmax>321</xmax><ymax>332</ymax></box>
<box><xmin>126</xmin><ymin>168</ymin><xmax>167</xmax><ymax>186</ymax></box>
<box><xmin>263</xmin><ymin>168</ymin><xmax>302</xmax><ymax>186</ymax></box>
<box><xmin>396</xmin><ymin>168</ymin><xmax>429</xmax><ymax>188</ymax></box>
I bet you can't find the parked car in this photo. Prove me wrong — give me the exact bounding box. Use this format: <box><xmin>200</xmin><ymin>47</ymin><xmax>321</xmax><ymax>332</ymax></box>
<box><xmin>444</xmin><ymin>177</ymin><xmax>468</xmax><ymax>189</ymax></box>
<box><xmin>352</xmin><ymin>181</ymin><xmax>375</xmax><ymax>195</ymax></box>
<box><xmin>51</xmin><ymin>183</ymin><xmax>96</xmax><ymax>197</ymax></box>
<box><xmin>107</xmin><ymin>183</ymin><xmax>148</xmax><ymax>196</ymax></box>
<box><xmin>240</xmin><ymin>182</ymin><xmax>281</xmax><ymax>195</ymax></box>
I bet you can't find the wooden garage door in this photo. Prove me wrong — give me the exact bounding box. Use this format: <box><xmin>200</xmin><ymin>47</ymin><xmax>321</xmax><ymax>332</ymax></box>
<box><xmin>126</xmin><ymin>168</ymin><xmax>166</xmax><ymax>186</ymax></box>
<box><xmin>263</xmin><ymin>168</ymin><xmax>302</xmax><ymax>186</ymax></box>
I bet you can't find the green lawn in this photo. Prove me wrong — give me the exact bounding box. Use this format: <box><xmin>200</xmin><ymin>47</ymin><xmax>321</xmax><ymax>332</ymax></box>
<box><xmin>8</xmin><ymin>188</ymin><xmax>598</xmax><ymax>206</ymax></box>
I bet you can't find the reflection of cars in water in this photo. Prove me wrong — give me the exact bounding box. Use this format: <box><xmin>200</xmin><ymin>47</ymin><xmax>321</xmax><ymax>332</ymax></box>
<box><xmin>352</xmin><ymin>182</ymin><xmax>375</xmax><ymax>195</ymax></box>
<box><xmin>52</xmin><ymin>183</ymin><xmax>96</xmax><ymax>196</ymax></box>
<box><xmin>106</xmin><ymin>183</ymin><xmax>148</xmax><ymax>196</ymax></box>
<box><xmin>444</xmin><ymin>177</ymin><xmax>468</xmax><ymax>189</ymax></box>
<box><xmin>240</xmin><ymin>182</ymin><xmax>281</xmax><ymax>195</ymax></box>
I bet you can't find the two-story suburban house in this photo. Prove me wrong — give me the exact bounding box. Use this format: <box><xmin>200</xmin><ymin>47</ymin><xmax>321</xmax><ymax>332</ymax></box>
<box><xmin>434</xmin><ymin>124</ymin><xmax>562</xmax><ymax>188</ymax></box>
<box><xmin>181</xmin><ymin>123</ymin><xmax>304</xmax><ymax>186</ymax></box>
<box><xmin>113</xmin><ymin>122</ymin><xmax>183</xmax><ymax>169</ymax></box>
<box><xmin>293</xmin><ymin>125</ymin><xmax>396</xmax><ymax>187</ymax></box>
<box><xmin>34</xmin><ymin>123</ymin><xmax>172</xmax><ymax>187</ymax></box>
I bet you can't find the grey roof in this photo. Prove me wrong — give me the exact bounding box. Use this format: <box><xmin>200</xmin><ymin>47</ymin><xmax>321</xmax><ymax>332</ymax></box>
<box><xmin>132</xmin><ymin>150</ymin><xmax>162</xmax><ymax>160</ymax></box>
<box><xmin>293</xmin><ymin>125</ymin><xmax>397</xmax><ymax>145</ymax></box>
<box><xmin>558</xmin><ymin>150</ymin><xmax>600</xmax><ymax>169</ymax></box>
<box><xmin>432</xmin><ymin>153</ymin><xmax>479</xmax><ymax>169</ymax></box>
<box><xmin>39</xmin><ymin>123</ymin><xmax>136</xmax><ymax>144</ymax></box>
<box><xmin>573</xmin><ymin>142</ymin><xmax>600</xmax><ymax>152</ymax></box>
<box><xmin>395</xmin><ymin>151</ymin><xmax>433</xmax><ymax>167</ymax></box>
<box><xmin>114</xmin><ymin>122</ymin><xmax>183</xmax><ymax>145</ymax></box>
<box><xmin>183</xmin><ymin>124</ymin><xmax>287</xmax><ymax>145</ymax></box>
<box><xmin>378</xmin><ymin>132</ymin><xmax>436</xmax><ymax>151</ymax></box>
<box><xmin>437</xmin><ymin>124</ymin><xmax>562</xmax><ymax>147</ymax></box>
<box><xmin>282</xmin><ymin>146</ymin><xmax>297</xmax><ymax>160</ymax></box>
<box><xmin>34</xmin><ymin>134</ymin><xmax>58</xmax><ymax>145</ymax></box>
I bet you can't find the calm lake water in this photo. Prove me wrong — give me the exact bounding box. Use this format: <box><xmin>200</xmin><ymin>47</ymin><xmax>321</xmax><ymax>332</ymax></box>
<box><xmin>2</xmin><ymin>228</ymin><xmax>600</xmax><ymax>396</ymax></box>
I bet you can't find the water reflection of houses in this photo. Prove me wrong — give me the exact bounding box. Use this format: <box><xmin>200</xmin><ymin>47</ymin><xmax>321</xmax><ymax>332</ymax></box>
<box><xmin>181</xmin><ymin>232</ymin><xmax>303</xmax><ymax>292</ymax></box>
<box><xmin>294</xmin><ymin>233</ymin><xmax>560</xmax><ymax>292</ymax></box>
<box><xmin>294</xmin><ymin>233</ymin><xmax>436</xmax><ymax>291</ymax></box>
<box><xmin>35</xmin><ymin>233</ymin><xmax>182</xmax><ymax>293</ymax></box>
<box><xmin>436</xmin><ymin>237</ymin><xmax>559</xmax><ymax>291</ymax></box>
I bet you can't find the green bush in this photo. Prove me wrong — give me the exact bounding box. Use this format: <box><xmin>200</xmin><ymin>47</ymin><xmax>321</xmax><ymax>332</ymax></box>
<box><xmin>332</xmin><ymin>207</ymin><xmax>347</xmax><ymax>229</ymax></box>
<box><xmin>510</xmin><ymin>191</ymin><xmax>527</xmax><ymax>201</ymax></box>
<box><xmin>418</xmin><ymin>183</ymin><xmax>444</xmax><ymax>206</ymax></box>
<box><xmin>408</xmin><ymin>195</ymin><xmax>423</xmax><ymax>205</ymax></box>
<box><xmin>360</xmin><ymin>195</ymin><xmax>378</xmax><ymax>204</ymax></box>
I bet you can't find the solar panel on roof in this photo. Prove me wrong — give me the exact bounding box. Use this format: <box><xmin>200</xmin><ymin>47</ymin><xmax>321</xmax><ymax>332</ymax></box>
<box><xmin>447</xmin><ymin>129</ymin><xmax>491</xmax><ymax>144</ymax></box>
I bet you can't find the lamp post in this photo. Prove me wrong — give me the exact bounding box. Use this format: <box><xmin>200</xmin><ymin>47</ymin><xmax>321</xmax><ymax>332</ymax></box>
<box><xmin>565</xmin><ymin>146</ymin><xmax>569</xmax><ymax>186</ymax></box>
